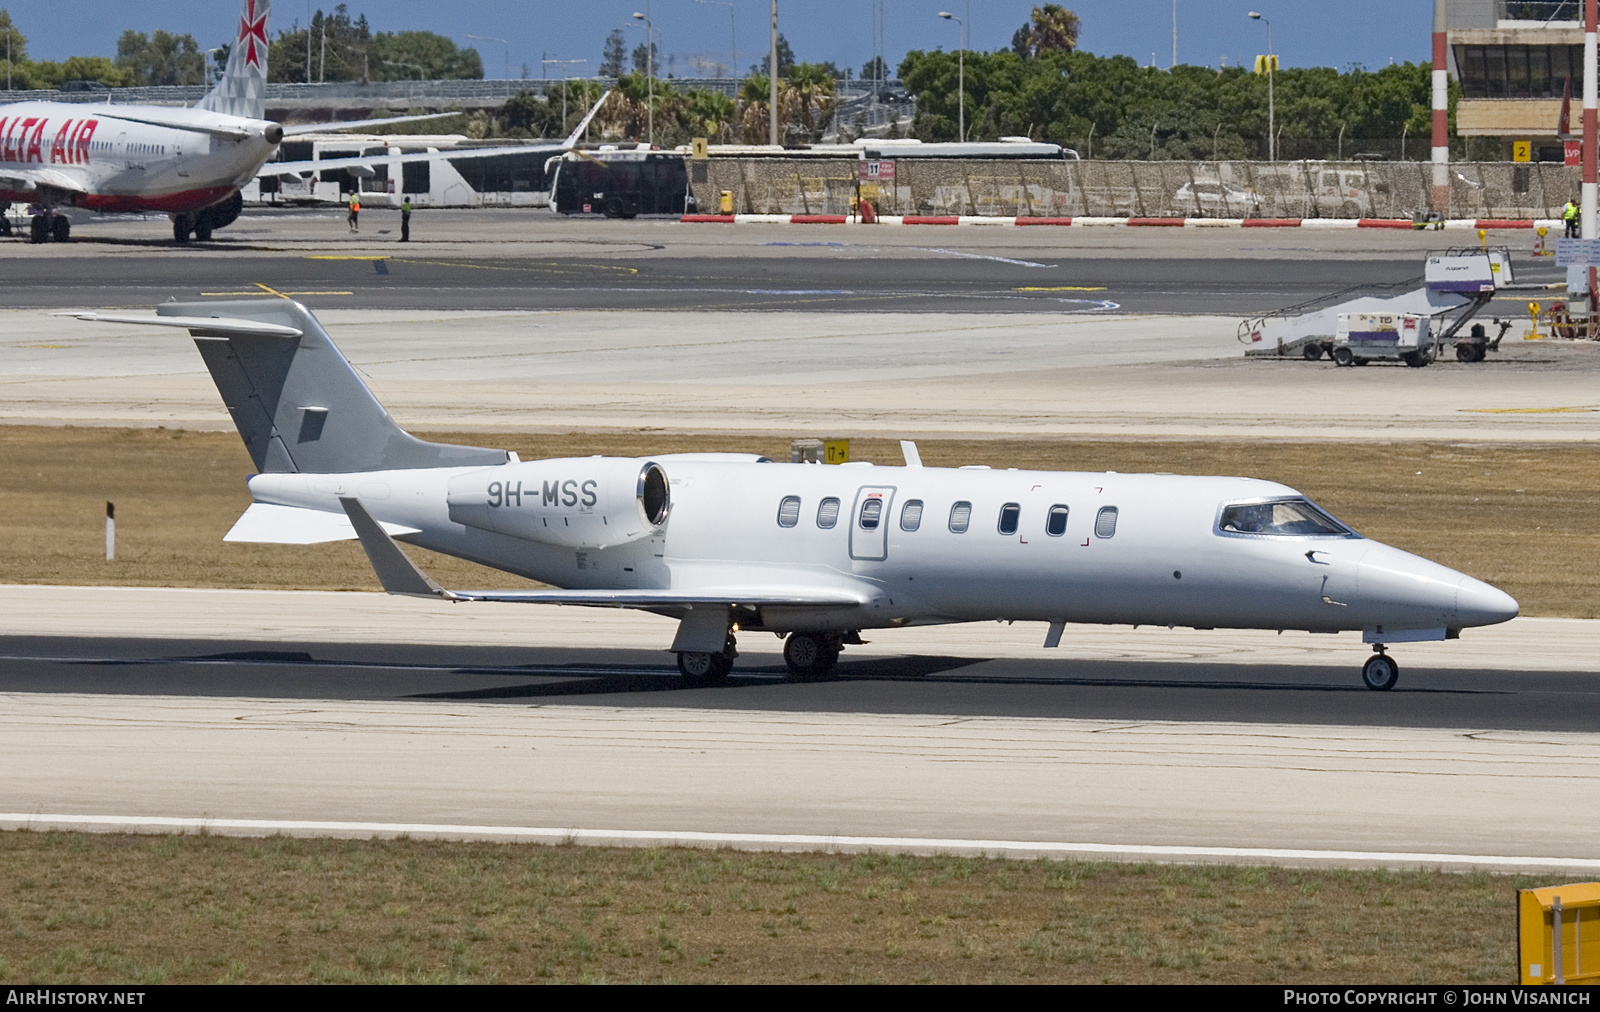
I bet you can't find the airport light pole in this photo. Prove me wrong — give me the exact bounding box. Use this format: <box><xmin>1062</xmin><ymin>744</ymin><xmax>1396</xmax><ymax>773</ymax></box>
<box><xmin>1249</xmin><ymin>12</ymin><xmax>1274</xmax><ymax>162</ymax></box>
<box><xmin>632</xmin><ymin>10</ymin><xmax>654</xmax><ymax>147</ymax></box>
<box><xmin>938</xmin><ymin>12</ymin><xmax>965</xmax><ymax>142</ymax></box>
<box><xmin>770</xmin><ymin>1</ymin><xmax>779</xmax><ymax>147</ymax></box>
<box><xmin>468</xmin><ymin>35</ymin><xmax>510</xmax><ymax>80</ymax></box>
<box><xmin>694</xmin><ymin>0</ymin><xmax>735</xmax><ymax>80</ymax></box>
<box><xmin>1430</xmin><ymin>0</ymin><xmax>1450</xmax><ymax>214</ymax></box>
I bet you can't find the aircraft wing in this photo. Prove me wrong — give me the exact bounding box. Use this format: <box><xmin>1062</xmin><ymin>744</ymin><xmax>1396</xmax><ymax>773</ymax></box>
<box><xmin>260</xmin><ymin>90</ymin><xmax>612</xmax><ymax>179</ymax></box>
<box><xmin>338</xmin><ymin>497</ymin><xmax>866</xmax><ymax>610</ymax></box>
<box><xmin>0</xmin><ymin>167</ymin><xmax>88</xmax><ymax>195</ymax></box>
<box><xmin>260</xmin><ymin>143</ymin><xmax>567</xmax><ymax>179</ymax></box>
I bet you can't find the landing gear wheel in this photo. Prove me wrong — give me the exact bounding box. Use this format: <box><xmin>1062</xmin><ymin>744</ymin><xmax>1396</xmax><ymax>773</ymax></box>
<box><xmin>195</xmin><ymin>222</ymin><xmax>213</xmax><ymax>242</ymax></box>
<box><xmin>1303</xmin><ymin>343</ymin><xmax>1324</xmax><ymax>361</ymax></box>
<box><xmin>783</xmin><ymin>633</ymin><xmax>839</xmax><ymax>680</ymax></box>
<box><xmin>172</xmin><ymin>214</ymin><xmax>193</xmax><ymax>244</ymax></box>
<box><xmin>29</xmin><ymin>215</ymin><xmax>49</xmax><ymax>244</ymax></box>
<box><xmin>677</xmin><ymin>650</ymin><xmax>731</xmax><ymax>685</ymax></box>
<box><xmin>1361</xmin><ymin>653</ymin><xmax>1400</xmax><ymax>691</ymax></box>
<box><xmin>0</xmin><ymin>215</ymin><xmax>11</xmax><ymax>237</ymax></box>
<box><xmin>50</xmin><ymin>215</ymin><xmax>70</xmax><ymax>242</ymax></box>
<box><xmin>1332</xmin><ymin>347</ymin><xmax>1354</xmax><ymax>367</ymax></box>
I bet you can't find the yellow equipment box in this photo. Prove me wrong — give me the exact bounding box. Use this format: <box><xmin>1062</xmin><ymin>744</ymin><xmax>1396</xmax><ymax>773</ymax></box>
<box><xmin>1519</xmin><ymin>881</ymin><xmax>1600</xmax><ymax>984</ymax></box>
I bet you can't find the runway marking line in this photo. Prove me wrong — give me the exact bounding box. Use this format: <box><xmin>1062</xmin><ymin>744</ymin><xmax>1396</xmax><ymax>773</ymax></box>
<box><xmin>1463</xmin><ymin>405</ymin><xmax>1597</xmax><ymax>414</ymax></box>
<box><xmin>1013</xmin><ymin>286</ymin><xmax>1109</xmax><ymax>292</ymax></box>
<box><xmin>4</xmin><ymin>814</ymin><xmax>1597</xmax><ymax>871</ymax></box>
<box><xmin>201</xmin><ymin>289</ymin><xmax>355</xmax><ymax>297</ymax></box>
<box><xmin>304</xmin><ymin>255</ymin><xmax>392</xmax><ymax>261</ymax></box>
<box><xmin>357</xmin><ymin>257</ymin><xmax>640</xmax><ymax>277</ymax></box>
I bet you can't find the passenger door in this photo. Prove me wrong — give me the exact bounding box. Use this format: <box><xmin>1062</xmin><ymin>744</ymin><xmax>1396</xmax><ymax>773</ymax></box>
<box><xmin>848</xmin><ymin>485</ymin><xmax>895</xmax><ymax>561</ymax></box>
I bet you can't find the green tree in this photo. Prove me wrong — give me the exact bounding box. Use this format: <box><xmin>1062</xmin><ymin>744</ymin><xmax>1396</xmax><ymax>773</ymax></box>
<box><xmin>1</xmin><ymin>8</ymin><xmax>27</xmax><ymax>89</ymax></box>
<box><xmin>749</xmin><ymin>33</ymin><xmax>794</xmax><ymax>77</ymax></box>
<box><xmin>1012</xmin><ymin>5</ymin><xmax>1080</xmax><ymax>60</ymax></box>
<box><xmin>600</xmin><ymin>29</ymin><xmax>626</xmax><ymax>77</ymax></box>
<box><xmin>631</xmin><ymin>41</ymin><xmax>657</xmax><ymax>75</ymax></box>
<box><xmin>375</xmin><ymin>30</ymin><xmax>482</xmax><ymax>80</ymax></box>
<box><xmin>861</xmin><ymin>55</ymin><xmax>887</xmax><ymax>83</ymax></box>
<box><xmin>116</xmin><ymin>28</ymin><xmax>206</xmax><ymax>86</ymax></box>
<box><xmin>29</xmin><ymin>55</ymin><xmax>130</xmax><ymax>89</ymax></box>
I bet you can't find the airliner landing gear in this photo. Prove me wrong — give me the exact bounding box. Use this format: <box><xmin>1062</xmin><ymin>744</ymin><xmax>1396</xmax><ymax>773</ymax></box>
<box><xmin>173</xmin><ymin>213</ymin><xmax>194</xmax><ymax>244</ymax></box>
<box><xmin>677</xmin><ymin>634</ymin><xmax>737</xmax><ymax>686</ymax></box>
<box><xmin>27</xmin><ymin>211</ymin><xmax>69</xmax><ymax>243</ymax></box>
<box><xmin>1361</xmin><ymin>647</ymin><xmax>1399</xmax><ymax>691</ymax></box>
<box><xmin>783</xmin><ymin>632</ymin><xmax>842</xmax><ymax>680</ymax></box>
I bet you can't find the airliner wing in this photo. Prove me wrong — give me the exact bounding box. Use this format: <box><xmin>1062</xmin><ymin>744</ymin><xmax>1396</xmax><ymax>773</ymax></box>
<box><xmin>0</xmin><ymin>167</ymin><xmax>88</xmax><ymax>195</ymax></box>
<box><xmin>261</xmin><ymin>143</ymin><xmax>566</xmax><ymax>179</ymax></box>
<box><xmin>259</xmin><ymin>90</ymin><xmax>613</xmax><ymax>179</ymax></box>
<box><xmin>338</xmin><ymin>497</ymin><xmax>866</xmax><ymax>610</ymax></box>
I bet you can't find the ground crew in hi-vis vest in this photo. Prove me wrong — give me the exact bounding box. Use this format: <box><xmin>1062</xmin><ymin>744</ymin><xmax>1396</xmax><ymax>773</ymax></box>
<box><xmin>348</xmin><ymin>192</ymin><xmax>360</xmax><ymax>233</ymax></box>
<box><xmin>1564</xmin><ymin>198</ymin><xmax>1580</xmax><ymax>238</ymax></box>
<box><xmin>401</xmin><ymin>198</ymin><xmax>412</xmax><ymax>242</ymax></box>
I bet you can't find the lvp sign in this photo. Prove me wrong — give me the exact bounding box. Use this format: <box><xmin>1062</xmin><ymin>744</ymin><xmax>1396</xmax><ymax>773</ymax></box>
<box><xmin>859</xmin><ymin>159</ymin><xmax>895</xmax><ymax>181</ymax></box>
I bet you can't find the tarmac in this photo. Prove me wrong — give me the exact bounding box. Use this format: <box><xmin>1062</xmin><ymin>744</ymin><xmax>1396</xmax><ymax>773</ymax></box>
<box><xmin>0</xmin><ymin>586</ymin><xmax>1596</xmax><ymax>870</ymax></box>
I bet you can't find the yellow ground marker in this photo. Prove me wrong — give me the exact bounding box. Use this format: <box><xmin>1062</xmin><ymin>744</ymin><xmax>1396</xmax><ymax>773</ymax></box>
<box><xmin>1013</xmin><ymin>286</ymin><xmax>1108</xmax><ymax>292</ymax></box>
<box><xmin>1463</xmin><ymin>405</ymin><xmax>1597</xmax><ymax>414</ymax></box>
<box><xmin>201</xmin><ymin>283</ymin><xmax>354</xmax><ymax>297</ymax></box>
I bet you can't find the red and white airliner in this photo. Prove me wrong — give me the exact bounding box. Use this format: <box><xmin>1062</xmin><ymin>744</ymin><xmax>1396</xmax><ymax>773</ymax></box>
<box><xmin>0</xmin><ymin>0</ymin><xmax>595</xmax><ymax>244</ymax></box>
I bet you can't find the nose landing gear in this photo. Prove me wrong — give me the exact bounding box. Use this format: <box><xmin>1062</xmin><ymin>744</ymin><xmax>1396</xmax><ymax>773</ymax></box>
<box><xmin>1361</xmin><ymin>646</ymin><xmax>1399</xmax><ymax>691</ymax></box>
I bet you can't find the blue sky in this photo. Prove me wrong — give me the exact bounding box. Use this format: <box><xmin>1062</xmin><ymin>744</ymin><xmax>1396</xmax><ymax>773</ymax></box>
<box><xmin>5</xmin><ymin>1</ymin><xmax>1430</xmax><ymax>77</ymax></box>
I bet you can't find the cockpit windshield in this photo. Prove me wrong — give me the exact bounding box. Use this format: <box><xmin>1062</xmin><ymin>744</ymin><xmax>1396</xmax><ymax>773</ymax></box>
<box><xmin>1217</xmin><ymin>498</ymin><xmax>1356</xmax><ymax>538</ymax></box>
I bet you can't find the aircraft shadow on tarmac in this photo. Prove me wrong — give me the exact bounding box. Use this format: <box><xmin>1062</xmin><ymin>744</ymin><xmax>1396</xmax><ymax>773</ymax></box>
<box><xmin>5</xmin><ymin>636</ymin><xmax>1591</xmax><ymax>731</ymax></box>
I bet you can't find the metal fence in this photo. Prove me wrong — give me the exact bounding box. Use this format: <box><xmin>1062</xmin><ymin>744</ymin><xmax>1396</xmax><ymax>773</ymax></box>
<box><xmin>693</xmin><ymin>158</ymin><xmax>1582</xmax><ymax>218</ymax></box>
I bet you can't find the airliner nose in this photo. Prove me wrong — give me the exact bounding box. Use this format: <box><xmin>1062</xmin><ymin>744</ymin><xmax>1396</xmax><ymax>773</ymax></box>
<box><xmin>1456</xmin><ymin>574</ymin><xmax>1519</xmax><ymax>627</ymax></box>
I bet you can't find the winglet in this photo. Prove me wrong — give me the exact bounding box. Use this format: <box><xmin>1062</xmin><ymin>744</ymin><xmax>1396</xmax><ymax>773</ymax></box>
<box><xmin>339</xmin><ymin>497</ymin><xmax>452</xmax><ymax>599</ymax></box>
<box><xmin>562</xmin><ymin>89</ymin><xmax>612</xmax><ymax>148</ymax></box>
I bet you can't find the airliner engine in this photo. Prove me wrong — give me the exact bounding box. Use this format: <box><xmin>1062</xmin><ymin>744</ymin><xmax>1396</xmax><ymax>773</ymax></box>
<box><xmin>446</xmin><ymin>457</ymin><xmax>669</xmax><ymax>549</ymax></box>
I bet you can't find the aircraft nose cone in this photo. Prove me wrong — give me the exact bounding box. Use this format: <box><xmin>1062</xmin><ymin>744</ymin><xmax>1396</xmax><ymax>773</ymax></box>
<box><xmin>1456</xmin><ymin>574</ymin><xmax>1519</xmax><ymax>627</ymax></box>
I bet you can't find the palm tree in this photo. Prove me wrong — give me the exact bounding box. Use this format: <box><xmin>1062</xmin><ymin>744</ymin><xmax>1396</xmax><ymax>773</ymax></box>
<box><xmin>1022</xmin><ymin>5</ymin><xmax>1080</xmax><ymax>58</ymax></box>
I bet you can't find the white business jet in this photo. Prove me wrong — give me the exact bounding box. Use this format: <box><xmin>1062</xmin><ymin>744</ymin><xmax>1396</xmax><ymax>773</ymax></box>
<box><xmin>1</xmin><ymin>0</ymin><xmax>606</xmax><ymax>244</ymax></box>
<box><xmin>70</xmin><ymin>300</ymin><xmax>1521</xmax><ymax>691</ymax></box>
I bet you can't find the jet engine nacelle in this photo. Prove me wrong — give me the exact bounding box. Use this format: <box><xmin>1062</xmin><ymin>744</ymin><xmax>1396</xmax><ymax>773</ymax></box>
<box><xmin>446</xmin><ymin>457</ymin><xmax>669</xmax><ymax>550</ymax></box>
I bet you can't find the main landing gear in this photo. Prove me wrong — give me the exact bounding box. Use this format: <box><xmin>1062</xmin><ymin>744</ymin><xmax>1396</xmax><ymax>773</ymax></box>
<box><xmin>783</xmin><ymin>632</ymin><xmax>843</xmax><ymax>680</ymax></box>
<box><xmin>1361</xmin><ymin>645</ymin><xmax>1400</xmax><ymax>691</ymax></box>
<box><xmin>28</xmin><ymin>211</ymin><xmax>70</xmax><ymax>243</ymax></box>
<box><xmin>676</xmin><ymin>634</ymin><xmax>738</xmax><ymax>686</ymax></box>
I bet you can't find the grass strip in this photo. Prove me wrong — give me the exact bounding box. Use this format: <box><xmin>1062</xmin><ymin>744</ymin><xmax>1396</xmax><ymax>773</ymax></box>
<box><xmin>0</xmin><ymin>830</ymin><xmax>1535</xmax><ymax>984</ymax></box>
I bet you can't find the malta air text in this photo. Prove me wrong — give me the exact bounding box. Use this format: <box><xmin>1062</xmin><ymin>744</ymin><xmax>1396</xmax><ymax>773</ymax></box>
<box><xmin>0</xmin><ymin>117</ymin><xmax>100</xmax><ymax>165</ymax></box>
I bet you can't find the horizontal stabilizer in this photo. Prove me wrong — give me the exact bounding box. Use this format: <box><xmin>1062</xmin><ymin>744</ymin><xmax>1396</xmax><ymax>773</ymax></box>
<box><xmin>64</xmin><ymin>312</ymin><xmax>303</xmax><ymax>338</ymax></box>
<box><xmin>225</xmin><ymin>502</ymin><xmax>419</xmax><ymax>545</ymax></box>
<box><xmin>281</xmin><ymin>113</ymin><xmax>460</xmax><ymax>137</ymax></box>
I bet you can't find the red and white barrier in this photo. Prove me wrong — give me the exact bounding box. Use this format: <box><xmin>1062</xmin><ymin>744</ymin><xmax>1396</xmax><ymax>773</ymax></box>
<box><xmin>682</xmin><ymin>213</ymin><xmax>1562</xmax><ymax>230</ymax></box>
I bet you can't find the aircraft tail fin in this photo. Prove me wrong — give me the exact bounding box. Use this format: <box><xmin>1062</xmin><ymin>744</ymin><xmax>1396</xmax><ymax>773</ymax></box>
<box><xmin>196</xmin><ymin>0</ymin><xmax>269</xmax><ymax>120</ymax></box>
<box><xmin>156</xmin><ymin>298</ymin><xmax>509</xmax><ymax>474</ymax></box>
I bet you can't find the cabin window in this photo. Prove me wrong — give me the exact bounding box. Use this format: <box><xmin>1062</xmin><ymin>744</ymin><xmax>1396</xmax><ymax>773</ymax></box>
<box><xmin>900</xmin><ymin>499</ymin><xmax>924</xmax><ymax>531</ymax></box>
<box><xmin>1047</xmin><ymin>504</ymin><xmax>1069</xmax><ymax>537</ymax></box>
<box><xmin>998</xmin><ymin>503</ymin><xmax>1021</xmax><ymax>535</ymax></box>
<box><xmin>816</xmin><ymin>497</ymin><xmax>840</xmax><ymax>529</ymax></box>
<box><xmin>859</xmin><ymin>498</ymin><xmax>883</xmax><ymax>530</ymax></box>
<box><xmin>948</xmin><ymin>501</ymin><xmax>972</xmax><ymax>533</ymax></box>
<box><xmin>1094</xmin><ymin>506</ymin><xmax>1119</xmax><ymax>539</ymax></box>
<box><xmin>776</xmin><ymin>495</ymin><xmax>801</xmax><ymax>528</ymax></box>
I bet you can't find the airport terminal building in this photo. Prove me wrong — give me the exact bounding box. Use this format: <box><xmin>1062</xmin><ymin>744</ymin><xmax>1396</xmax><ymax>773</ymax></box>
<box><xmin>1450</xmin><ymin>0</ymin><xmax>1589</xmax><ymax>161</ymax></box>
